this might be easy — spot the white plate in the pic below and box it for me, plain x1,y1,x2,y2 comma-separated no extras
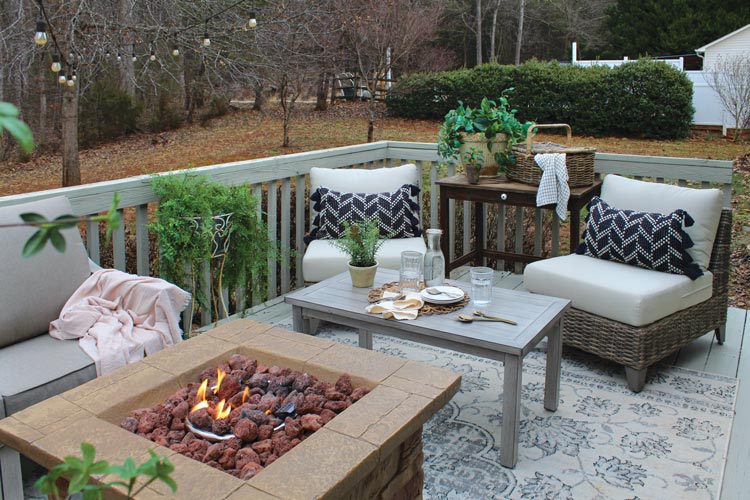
420,286,465,304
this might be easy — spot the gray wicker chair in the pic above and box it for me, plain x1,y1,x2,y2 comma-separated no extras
561,209,731,392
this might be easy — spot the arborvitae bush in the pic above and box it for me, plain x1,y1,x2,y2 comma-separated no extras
386,60,694,139
79,80,141,147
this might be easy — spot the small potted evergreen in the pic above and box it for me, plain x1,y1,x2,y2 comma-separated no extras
437,90,534,175
461,147,484,184
330,217,385,288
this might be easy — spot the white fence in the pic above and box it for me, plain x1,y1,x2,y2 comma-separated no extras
685,71,729,132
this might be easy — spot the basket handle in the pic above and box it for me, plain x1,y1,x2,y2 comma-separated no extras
525,123,572,150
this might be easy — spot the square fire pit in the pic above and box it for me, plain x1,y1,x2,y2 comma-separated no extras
0,320,460,499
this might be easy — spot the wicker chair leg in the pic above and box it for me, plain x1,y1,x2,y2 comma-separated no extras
715,326,725,345
625,367,647,393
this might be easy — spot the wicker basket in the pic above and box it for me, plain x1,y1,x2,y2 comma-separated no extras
509,124,596,187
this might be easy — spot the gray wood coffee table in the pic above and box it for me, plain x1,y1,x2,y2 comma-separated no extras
284,268,570,468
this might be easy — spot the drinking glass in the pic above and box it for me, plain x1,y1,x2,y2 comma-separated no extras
470,267,493,306
399,251,423,293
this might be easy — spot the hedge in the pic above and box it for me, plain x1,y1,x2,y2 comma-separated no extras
386,60,694,139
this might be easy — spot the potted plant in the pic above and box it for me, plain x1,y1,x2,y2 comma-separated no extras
150,174,277,328
330,217,385,288
461,147,484,184
437,89,534,175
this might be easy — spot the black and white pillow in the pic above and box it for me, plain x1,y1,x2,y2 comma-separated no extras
576,196,702,279
305,184,421,243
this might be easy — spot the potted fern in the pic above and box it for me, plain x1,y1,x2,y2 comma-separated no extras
331,217,385,288
437,90,534,175
150,174,277,328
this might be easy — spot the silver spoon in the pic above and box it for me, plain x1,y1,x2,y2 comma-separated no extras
425,287,463,298
456,313,517,325
371,292,405,304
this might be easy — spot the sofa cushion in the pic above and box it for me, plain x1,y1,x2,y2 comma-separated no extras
600,175,723,271
0,196,91,348
308,184,421,241
303,237,427,283
576,196,702,280
310,163,420,194
524,254,713,327
0,335,96,415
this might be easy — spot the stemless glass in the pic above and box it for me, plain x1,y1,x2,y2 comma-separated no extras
399,251,423,293
470,266,493,306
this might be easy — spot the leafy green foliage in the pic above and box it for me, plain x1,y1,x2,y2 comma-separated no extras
461,147,484,170
34,443,175,500
437,91,534,168
0,101,33,153
389,60,694,139
150,174,278,311
18,194,121,258
330,217,385,267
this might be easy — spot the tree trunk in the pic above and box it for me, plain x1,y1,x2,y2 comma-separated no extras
490,4,499,62
280,80,290,147
61,84,80,186
515,0,526,65
476,0,483,66
119,0,136,97
367,91,376,142
315,72,329,111
253,81,265,111
37,56,47,149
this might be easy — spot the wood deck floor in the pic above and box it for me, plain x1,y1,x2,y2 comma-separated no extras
240,269,749,500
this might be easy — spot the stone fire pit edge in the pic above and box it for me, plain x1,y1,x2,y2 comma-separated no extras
0,319,461,499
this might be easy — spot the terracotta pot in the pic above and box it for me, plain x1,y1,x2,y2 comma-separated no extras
348,261,378,288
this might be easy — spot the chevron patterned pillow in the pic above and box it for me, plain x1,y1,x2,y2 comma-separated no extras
575,197,703,280
306,184,421,242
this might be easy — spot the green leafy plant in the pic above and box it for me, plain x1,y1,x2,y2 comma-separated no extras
461,147,485,171
0,101,33,153
150,174,278,323
330,217,385,267
437,90,534,170
34,442,175,500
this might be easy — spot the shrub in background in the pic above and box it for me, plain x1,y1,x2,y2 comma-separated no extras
148,94,184,133
387,60,694,139
79,80,141,147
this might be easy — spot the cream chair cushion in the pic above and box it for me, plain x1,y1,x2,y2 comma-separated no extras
524,254,713,327
304,164,424,283
600,175,723,271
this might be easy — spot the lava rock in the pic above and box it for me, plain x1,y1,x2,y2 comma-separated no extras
203,442,225,463
218,448,237,469
323,400,349,412
240,462,264,479
258,424,273,441
292,372,314,392
171,401,189,420
324,389,346,401
189,408,213,431
235,448,260,470
335,374,354,395
350,386,370,402
228,354,250,371
251,439,273,455
136,412,160,434
240,408,269,426
211,418,232,436
233,419,259,442
300,414,323,432
216,374,241,401
319,409,337,425
120,416,138,433
283,417,303,440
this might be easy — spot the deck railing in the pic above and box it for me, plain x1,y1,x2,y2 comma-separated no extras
0,141,733,326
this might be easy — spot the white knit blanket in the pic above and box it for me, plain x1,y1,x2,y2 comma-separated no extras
49,269,191,375
535,153,569,221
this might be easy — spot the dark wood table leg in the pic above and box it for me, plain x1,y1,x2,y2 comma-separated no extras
569,199,582,253
439,186,451,272
474,201,484,266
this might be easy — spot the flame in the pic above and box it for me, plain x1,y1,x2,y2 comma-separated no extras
215,399,231,420
196,379,208,401
213,368,226,395
191,400,209,413
241,387,249,405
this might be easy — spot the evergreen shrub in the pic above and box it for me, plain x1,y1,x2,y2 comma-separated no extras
386,60,693,138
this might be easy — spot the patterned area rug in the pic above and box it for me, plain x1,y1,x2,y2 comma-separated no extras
276,320,737,500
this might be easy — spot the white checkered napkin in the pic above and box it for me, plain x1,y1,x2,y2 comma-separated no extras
535,153,569,221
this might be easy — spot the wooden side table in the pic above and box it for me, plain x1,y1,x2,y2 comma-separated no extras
436,175,602,273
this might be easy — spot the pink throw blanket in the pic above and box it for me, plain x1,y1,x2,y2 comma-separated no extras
50,269,191,375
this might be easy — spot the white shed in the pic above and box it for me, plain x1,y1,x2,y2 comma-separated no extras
695,24,750,69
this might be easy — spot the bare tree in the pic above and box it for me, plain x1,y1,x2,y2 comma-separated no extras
515,0,526,64
476,0,483,65
705,54,750,141
339,0,442,142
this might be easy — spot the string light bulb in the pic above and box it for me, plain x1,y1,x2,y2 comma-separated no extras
71,69,77,81
58,73,66,84
150,49,156,61
105,49,111,58
66,76,75,87
117,52,122,61
51,53,62,72
202,32,211,47
172,46,180,56
34,18,48,45
248,12,257,28
131,44,136,62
